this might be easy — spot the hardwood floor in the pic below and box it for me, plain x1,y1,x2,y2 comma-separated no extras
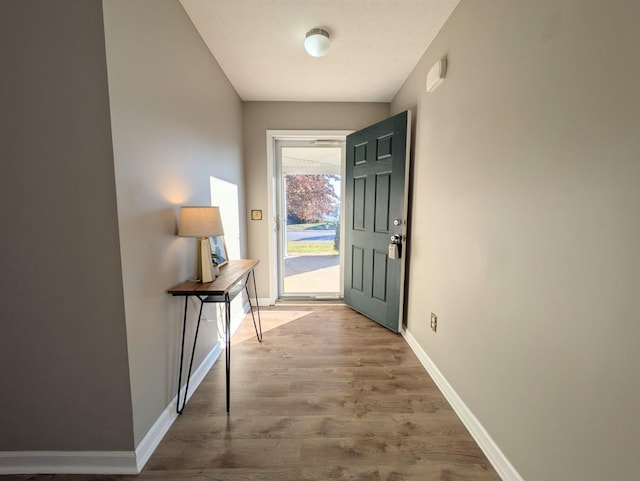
10,305,500,481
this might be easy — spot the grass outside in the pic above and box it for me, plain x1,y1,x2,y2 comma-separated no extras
287,241,338,255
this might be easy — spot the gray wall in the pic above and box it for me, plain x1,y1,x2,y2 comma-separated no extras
391,1,640,480
102,0,245,445
243,102,390,299
0,0,245,454
0,0,134,450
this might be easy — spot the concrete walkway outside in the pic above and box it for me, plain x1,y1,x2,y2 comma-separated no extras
284,254,340,294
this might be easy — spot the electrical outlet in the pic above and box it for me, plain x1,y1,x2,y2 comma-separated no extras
430,312,438,332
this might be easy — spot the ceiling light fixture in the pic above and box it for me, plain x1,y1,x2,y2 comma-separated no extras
304,28,330,57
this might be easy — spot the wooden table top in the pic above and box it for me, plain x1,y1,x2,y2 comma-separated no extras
167,259,259,296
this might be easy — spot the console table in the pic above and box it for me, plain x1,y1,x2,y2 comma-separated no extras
167,259,262,414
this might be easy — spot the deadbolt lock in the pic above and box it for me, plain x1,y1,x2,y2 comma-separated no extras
389,235,402,259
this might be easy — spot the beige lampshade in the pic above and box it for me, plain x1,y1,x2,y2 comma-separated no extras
178,206,224,238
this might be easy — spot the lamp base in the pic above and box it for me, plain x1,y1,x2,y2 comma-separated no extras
196,237,216,283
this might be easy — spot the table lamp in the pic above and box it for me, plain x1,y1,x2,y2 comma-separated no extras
178,206,224,283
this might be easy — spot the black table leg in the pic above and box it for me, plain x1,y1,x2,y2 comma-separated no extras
177,296,204,414
245,269,263,342
176,297,189,413
225,292,231,413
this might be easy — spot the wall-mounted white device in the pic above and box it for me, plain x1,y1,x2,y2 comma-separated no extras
426,57,447,93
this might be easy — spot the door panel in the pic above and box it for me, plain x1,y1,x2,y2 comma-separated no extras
353,176,366,231
372,250,388,302
374,172,391,233
343,111,410,332
351,246,364,292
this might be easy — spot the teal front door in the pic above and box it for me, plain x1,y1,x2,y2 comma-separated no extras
343,111,411,332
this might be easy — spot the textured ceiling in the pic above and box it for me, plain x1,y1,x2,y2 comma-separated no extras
180,0,459,102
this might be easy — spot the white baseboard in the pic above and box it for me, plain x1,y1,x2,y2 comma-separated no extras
254,297,275,307
0,304,250,476
134,339,225,472
0,451,138,475
134,400,177,474
401,329,525,481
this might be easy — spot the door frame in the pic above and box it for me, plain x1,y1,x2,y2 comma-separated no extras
265,130,353,302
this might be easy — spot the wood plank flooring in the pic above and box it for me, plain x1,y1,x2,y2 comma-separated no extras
10,304,500,481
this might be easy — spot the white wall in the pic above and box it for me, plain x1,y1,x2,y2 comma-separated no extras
392,1,640,480
102,0,245,446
